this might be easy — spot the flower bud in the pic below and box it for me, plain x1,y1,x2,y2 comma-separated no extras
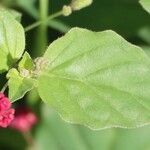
71,0,93,11
10,107,37,132
0,97,11,111
0,92,15,128
0,109,15,128
20,68,31,78
62,5,72,16
33,57,49,76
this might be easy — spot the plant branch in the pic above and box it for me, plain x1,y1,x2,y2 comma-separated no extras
1,81,8,93
25,11,63,32
22,131,37,150
36,0,49,54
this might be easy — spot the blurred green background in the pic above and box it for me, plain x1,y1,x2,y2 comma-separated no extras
0,0,150,149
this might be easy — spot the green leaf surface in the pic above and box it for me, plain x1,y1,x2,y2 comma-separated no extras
113,127,150,150
34,105,150,150
0,7,22,22
140,0,150,14
8,9,22,22
38,28,150,130
18,52,34,71
7,69,36,102
0,9,25,73
33,105,115,150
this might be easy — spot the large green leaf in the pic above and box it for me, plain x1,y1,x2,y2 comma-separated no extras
33,105,150,150
38,28,150,130
140,0,150,14
0,7,22,22
33,105,115,150
0,9,25,72
8,9,22,22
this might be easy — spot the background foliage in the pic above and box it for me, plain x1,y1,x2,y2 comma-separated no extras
1,0,150,149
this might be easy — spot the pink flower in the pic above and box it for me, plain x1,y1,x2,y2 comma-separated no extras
10,107,37,132
0,97,11,111
0,109,15,128
0,92,15,128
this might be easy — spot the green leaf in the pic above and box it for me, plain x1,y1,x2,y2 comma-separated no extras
8,9,22,22
0,6,22,22
140,0,150,14
16,0,38,18
38,28,150,130
113,127,150,150
0,10,25,73
7,68,36,102
34,105,150,150
33,105,115,150
18,52,35,71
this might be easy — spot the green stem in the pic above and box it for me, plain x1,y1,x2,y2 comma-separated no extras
23,131,34,146
35,0,49,55
40,0,49,21
22,131,37,150
25,11,63,32
1,81,8,93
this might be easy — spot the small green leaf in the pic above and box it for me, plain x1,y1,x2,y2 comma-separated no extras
38,28,150,130
7,68,36,102
140,0,150,14
0,9,25,73
18,52,35,71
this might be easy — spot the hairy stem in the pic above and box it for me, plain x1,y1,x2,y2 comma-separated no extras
35,0,49,55
25,11,62,32
22,131,37,150
1,81,8,93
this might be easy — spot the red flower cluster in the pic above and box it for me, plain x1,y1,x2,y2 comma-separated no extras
0,93,15,128
10,107,37,132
